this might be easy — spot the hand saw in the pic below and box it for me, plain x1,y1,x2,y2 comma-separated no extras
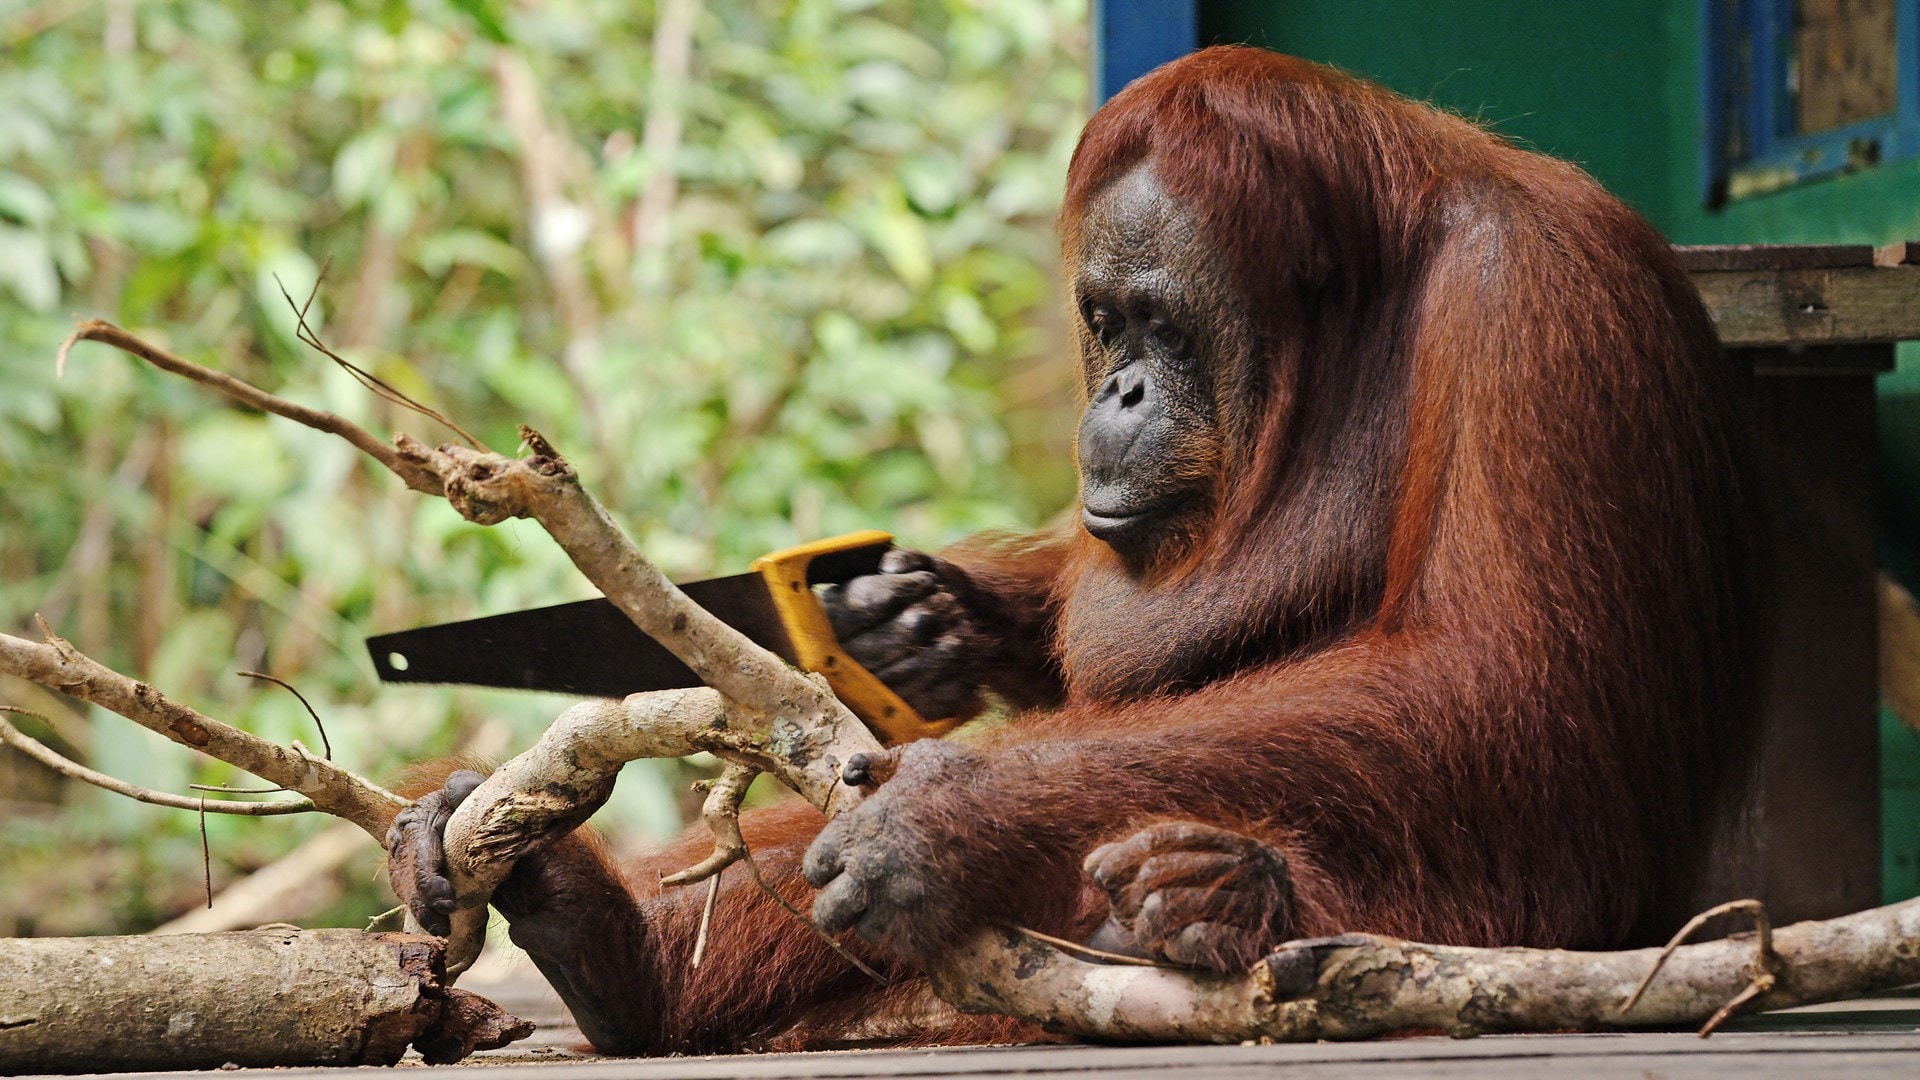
365,530,958,745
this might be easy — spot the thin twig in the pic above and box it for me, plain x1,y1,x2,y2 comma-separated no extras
200,798,213,908
690,874,722,969
55,319,446,496
1015,926,1166,968
1698,971,1777,1037
739,851,888,986
660,765,753,887
271,274,488,451
0,708,314,816
237,670,332,760
673,766,743,970
0,679,89,754
190,783,285,794
295,258,326,321
1620,898,1773,1017
0,626,402,834
653,762,883,981
365,904,406,932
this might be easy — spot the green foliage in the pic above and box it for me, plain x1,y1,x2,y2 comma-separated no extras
0,0,1086,934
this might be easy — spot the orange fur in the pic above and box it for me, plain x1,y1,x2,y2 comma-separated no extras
398,48,1762,1054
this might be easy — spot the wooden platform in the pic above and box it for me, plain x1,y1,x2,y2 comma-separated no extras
444,968,1920,1078
1682,240,1920,349
1666,243,1916,929
74,980,1920,1080
448,1031,1920,1080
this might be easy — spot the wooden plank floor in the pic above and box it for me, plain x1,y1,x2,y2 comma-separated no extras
441,967,1920,1079
454,1034,1920,1080
87,1028,1920,1080
65,967,1920,1079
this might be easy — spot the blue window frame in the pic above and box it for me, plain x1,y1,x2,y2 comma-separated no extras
1092,0,1198,103
1706,0,1920,204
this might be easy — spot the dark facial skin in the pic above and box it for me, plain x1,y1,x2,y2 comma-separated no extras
812,165,1248,713
1072,162,1240,557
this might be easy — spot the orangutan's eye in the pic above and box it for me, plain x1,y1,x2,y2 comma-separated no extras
1082,300,1124,346
1150,318,1188,359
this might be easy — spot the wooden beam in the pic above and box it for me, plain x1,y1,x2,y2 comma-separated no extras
1676,244,1877,271
1689,265,1920,348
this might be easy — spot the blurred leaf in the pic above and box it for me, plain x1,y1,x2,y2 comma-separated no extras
179,414,297,502
334,130,399,209
414,228,529,279
762,218,862,265
0,171,54,227
859,188,935,287
0,225,59,311
449,0,514,44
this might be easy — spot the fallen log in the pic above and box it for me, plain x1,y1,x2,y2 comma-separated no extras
0,927,532,1073
931,895,1920,1042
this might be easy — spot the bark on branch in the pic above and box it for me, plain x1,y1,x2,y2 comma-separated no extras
57,320,446,497
928,898,1920,1041
0,928,532,1072
0,621,402,838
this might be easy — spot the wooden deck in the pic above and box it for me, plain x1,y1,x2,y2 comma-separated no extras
99,965,1902,1080
451,1032,1920,1079
86,1007,1920,1079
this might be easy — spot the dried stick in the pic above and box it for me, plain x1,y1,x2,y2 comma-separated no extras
237,669,333,760
663,761,757,888
0,708,312,815
657,763,887,983
431,685,876,972
154,822,370,935
193,783,288,794
690,876,723,969
56,320,446,496
1014,926,1163,967
200,798,213,905
272,273,487,452
1619,898,1778,1036
0,618,404,838
52,319,869,973
57,321,827,719
921,896,1920,1043
0,928,532,1071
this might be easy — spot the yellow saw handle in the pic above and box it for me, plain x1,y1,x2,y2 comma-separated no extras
751,530,962,745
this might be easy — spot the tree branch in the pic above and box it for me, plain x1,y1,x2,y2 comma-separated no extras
57,320,446,495
0,619,403,838
0,708,313,816
0,928,532,1071
927,895,1920,1041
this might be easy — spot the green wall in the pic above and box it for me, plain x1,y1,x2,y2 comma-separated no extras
1198,0,1920,902
1200,1,1920,239
1201,1,1685,222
